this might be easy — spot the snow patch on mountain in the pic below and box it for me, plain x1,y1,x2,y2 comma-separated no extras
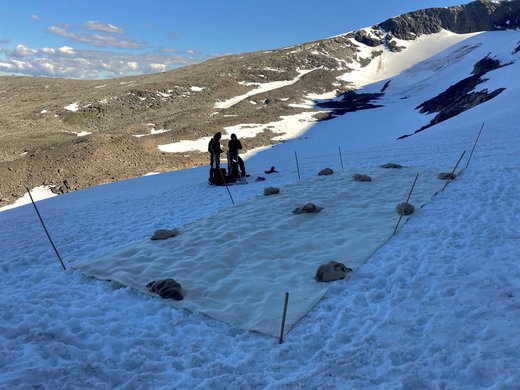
64,102,79,112
215,68,318,109
340,30,483,89
158,136,212,153
133,127,171,138
157,111,318,154
227,111,318,142
0,185,56,212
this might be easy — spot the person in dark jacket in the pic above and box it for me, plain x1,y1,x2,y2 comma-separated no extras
227,133,246,178
208,132,223,170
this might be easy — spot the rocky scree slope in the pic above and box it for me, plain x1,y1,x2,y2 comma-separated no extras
1,0,518,207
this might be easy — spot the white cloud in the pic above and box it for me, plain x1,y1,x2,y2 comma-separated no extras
0,45,215,79
85,21,124,34
161,47,200,56
11,59,35,71
13,44,37,56
149,63,167,72
127,61,140,70
40,62,55,72
47,25,142,49
1,19,216,79
30,15,41,21
58,46,76,55
0,61,15,70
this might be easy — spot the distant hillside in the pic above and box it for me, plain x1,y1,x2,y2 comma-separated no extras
1,0,519,207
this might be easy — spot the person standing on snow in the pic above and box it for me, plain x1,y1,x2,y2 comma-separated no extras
227,133,246,178
208,132,223,170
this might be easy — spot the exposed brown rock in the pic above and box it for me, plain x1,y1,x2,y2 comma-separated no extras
318,168,334,176
263,187,280,196
293,203,323,214
352,174,372,182
396,202,415,216
315,261,352,282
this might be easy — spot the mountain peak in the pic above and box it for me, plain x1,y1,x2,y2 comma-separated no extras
377,0,520,39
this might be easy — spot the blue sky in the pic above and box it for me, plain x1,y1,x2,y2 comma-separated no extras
0,0,466,79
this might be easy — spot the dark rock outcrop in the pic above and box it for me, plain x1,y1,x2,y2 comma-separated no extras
380,81,392,93
354,30,383,47
514,41,520,54
472,56,503,75
415,75,505,130
316,91,383,116
397,55,509,137
384,34,407,52
377,0,520,40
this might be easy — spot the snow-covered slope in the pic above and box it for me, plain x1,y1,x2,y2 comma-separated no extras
1,29,519,388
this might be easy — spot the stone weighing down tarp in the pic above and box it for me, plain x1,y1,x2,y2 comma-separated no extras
76,167,445,337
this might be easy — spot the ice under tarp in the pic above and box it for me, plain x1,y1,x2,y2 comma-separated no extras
76,166,446,337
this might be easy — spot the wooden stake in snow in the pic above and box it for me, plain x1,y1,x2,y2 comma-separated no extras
339,147,344,169
393,172,419,235
25,186,67,270
221,175,235,205
465,123,485,169
442,150,466,192
279,292,290,344
294,152,301,181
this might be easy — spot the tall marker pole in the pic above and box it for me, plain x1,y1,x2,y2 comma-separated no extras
279,292,290,344
442,150,466,192
294,152,301,181
25,186,67,270
465,123,485,169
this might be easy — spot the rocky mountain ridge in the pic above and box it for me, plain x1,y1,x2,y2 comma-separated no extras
378,0,520,38
1,0,519,207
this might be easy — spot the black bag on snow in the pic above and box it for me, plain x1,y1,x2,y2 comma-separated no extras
209,168,227,185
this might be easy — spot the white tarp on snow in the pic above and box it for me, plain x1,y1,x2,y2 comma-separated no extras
77,166,445,337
